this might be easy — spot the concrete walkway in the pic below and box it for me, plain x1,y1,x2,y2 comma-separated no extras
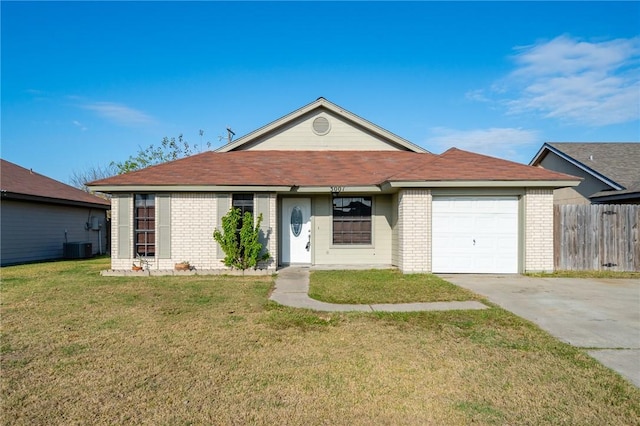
271,268,640,388
269,267,488,312
440,274,640,388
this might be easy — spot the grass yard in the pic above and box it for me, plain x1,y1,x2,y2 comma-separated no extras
1,259,639,425
309,269,480,304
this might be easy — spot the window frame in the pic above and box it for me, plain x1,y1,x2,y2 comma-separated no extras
232,193,255,231
133,193,156,257
331,196,373,246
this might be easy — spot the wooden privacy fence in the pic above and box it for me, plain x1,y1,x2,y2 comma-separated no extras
554,204,639,271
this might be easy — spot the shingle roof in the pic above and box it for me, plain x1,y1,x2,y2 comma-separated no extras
531,142,640,200
546,143,640,191
391,148,576,181
1,159,111,208
88,148,577,188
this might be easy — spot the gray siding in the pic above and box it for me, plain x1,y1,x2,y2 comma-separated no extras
391,192,399,266
255,194,271,256
312,194,393,266
1,200,107,266
117,195,132,259
539,152,612,204
216,194,230,258
157,194,171,259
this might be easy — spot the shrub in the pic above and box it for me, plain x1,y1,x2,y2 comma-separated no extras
213,208,270,270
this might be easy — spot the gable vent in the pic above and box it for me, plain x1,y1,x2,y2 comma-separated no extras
312,116,331,135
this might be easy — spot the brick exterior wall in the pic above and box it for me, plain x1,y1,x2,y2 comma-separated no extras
110,189,553,274
110,192,277,271
524,188,554,272
158,193,219,270
397,189,431,273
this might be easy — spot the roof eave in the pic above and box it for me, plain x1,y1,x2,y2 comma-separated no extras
293,185,383,194
1,191,110,209
86,184,388,194
589,191,640,203
88,180,580,193
383,180,581,189
528,143,551,166
529,144,624,190
86,184,294,193
216,98,428,153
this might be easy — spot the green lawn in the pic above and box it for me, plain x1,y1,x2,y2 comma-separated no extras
309,269,480,304
1,258,639,425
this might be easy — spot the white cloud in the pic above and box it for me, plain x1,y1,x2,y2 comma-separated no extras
82,101,156,126
425,127,540,162
465,89,490,103
72,120,87,131
482,35,640,126
512,35,636,77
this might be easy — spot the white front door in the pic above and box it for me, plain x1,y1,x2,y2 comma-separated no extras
432,196,519,273
281,198,311,264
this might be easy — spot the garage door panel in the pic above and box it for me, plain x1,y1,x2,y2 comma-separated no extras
432,197,519,274
443,255,476,271
475,216,496,230
496,235,517,250
433,235,471,249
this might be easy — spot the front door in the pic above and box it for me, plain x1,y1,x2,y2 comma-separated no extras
281,198,311,264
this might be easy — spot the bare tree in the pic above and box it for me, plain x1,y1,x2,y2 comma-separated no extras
111,134,211,174
69,133,213,191
68,163,117,193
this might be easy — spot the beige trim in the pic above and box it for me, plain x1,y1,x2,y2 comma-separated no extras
86,185,292,193
431,188,525,196
293,185,383,194
383,180,580,189
88,182,576,194
518,195,525,273
215,98,428,154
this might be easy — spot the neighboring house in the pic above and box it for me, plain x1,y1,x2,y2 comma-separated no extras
88,98,579,274
1,159,110,266
530,142,640,204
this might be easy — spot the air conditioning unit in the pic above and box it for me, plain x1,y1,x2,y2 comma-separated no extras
63,242,92,259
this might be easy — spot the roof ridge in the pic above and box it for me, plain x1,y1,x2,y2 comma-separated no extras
86,148,580,189
384,152,438,182
215,98,429,154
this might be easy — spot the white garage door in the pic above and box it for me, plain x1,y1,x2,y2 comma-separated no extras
432,197,519,273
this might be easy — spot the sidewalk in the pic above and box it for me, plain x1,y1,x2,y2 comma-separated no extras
269,267,488,312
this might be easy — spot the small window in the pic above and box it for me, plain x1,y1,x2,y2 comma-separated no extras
333,196,372,245
291,206,303,237
134,194,155,257
233,194,254,230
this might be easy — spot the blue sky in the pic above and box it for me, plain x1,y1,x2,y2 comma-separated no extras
2,1,639,184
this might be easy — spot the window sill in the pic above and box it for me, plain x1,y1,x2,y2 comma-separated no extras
329,244,374,249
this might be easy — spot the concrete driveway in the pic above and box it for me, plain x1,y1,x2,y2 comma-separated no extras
439,274,640,388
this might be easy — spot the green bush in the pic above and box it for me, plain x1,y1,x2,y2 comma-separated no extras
213,208,270,270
